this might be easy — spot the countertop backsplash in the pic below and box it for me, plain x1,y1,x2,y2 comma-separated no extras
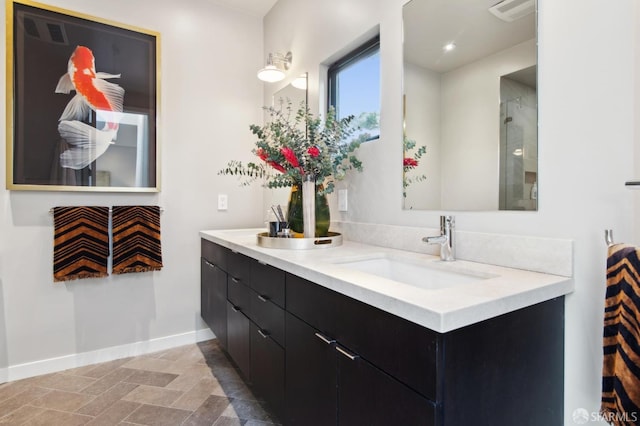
331,221,573,277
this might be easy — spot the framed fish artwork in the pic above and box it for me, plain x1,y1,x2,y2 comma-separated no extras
6,0,160,192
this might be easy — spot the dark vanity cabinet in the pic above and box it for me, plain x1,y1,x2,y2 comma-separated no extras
286,274,436,426
201,239,285,420
201,240,228,349
200,239,565,426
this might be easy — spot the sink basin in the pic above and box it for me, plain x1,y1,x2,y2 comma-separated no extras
333,256,491,290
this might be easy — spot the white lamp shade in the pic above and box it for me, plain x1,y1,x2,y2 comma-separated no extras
291,75,307,90
257,65,285,83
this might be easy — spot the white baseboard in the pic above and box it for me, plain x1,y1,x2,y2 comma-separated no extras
0,328,216,384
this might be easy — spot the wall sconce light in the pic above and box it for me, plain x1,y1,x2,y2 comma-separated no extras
291,73,307,90
257,51,292,83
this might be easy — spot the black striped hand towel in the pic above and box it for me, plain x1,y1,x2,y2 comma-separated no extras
53,206,110,282
112,206,163,274
602,243,640,424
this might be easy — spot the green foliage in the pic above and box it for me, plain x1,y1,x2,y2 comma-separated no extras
403,135,427,198
355,112,379,131
219,100,365,194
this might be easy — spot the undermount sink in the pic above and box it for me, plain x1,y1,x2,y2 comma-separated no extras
332,255,493,290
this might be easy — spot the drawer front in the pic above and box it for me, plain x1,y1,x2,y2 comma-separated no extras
228,276,251,318
286,273,341,338
251,261,285,308
227,250,251,285
250,291,285,347
201,239,228,271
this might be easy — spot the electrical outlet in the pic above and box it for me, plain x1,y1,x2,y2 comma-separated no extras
338,189,348,212
218,194,228,211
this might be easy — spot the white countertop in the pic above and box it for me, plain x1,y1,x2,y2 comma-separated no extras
200,228,574,333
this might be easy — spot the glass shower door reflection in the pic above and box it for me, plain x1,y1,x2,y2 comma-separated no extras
499,75,538,211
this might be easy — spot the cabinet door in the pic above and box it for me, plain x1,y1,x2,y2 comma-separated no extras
201,259,227,349
285,312,337,426
226,301,251,381
250,322,284,422
337,345,436,426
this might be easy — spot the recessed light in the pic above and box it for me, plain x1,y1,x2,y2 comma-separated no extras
443,42,456,52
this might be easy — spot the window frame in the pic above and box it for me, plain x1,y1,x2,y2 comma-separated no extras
327,35,380,142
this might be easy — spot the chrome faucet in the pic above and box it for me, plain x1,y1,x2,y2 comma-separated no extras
422,215,455,261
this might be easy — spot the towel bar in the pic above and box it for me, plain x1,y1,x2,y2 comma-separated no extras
605,229,614,246
49,206,164,214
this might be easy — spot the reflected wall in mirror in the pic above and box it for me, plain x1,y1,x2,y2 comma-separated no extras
273,73,308,111
262,73,309,211
402,0,537,211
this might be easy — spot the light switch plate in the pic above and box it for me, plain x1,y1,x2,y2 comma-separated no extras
218,194,228,211
338,189,348,212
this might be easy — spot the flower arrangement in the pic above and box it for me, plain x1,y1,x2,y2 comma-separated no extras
219,100,367,195
403,136,426,197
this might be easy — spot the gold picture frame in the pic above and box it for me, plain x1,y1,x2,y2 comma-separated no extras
6,0,161,191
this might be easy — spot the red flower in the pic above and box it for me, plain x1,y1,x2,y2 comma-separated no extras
281,147,300,167
256,148,285,173
269,161,286,173
308,146,320,158
403,157,419,168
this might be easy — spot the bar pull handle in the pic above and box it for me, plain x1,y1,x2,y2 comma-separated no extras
336,346,359,361
204,260,216,269
258,295,269,303
258,329,270,339
231,305,241,313
314,332,335,345
231,277,240,284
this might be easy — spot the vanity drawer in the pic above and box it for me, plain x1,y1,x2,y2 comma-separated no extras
286,272,439,401
251,261,285,308
227,250,251,285
201,239,228,270
250,291,285,346
286,273,341,338
228,275,251,316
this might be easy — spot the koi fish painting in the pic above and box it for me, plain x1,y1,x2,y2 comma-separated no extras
8,0,159,191
55,46,125,170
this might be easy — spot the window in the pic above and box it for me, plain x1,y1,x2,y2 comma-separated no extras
328,35,380,142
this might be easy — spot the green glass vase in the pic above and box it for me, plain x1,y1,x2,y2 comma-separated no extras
287,182,330,237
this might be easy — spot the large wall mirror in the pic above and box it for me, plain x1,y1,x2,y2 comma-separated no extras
402,0,537,211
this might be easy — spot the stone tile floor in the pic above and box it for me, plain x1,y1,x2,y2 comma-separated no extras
0,340,280,425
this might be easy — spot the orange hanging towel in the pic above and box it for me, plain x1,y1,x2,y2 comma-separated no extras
53,206,110,282
111,205,163,274
602,243,640,425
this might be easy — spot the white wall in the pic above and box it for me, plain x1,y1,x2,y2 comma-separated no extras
0,0,265,379
265,0,636,424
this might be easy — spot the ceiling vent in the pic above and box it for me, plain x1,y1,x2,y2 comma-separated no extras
488,0,535,22
20,13,68,45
